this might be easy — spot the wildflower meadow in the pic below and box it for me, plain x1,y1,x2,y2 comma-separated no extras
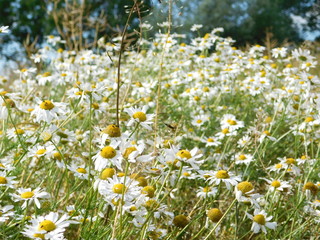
0,9,320,240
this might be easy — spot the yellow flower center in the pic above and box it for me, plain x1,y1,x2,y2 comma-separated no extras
227,119,237,125
215,170,230,179
38,220,56,232
141,186,155,198
100,146,116,159
112,183,126,194
176,150,192,159
33,233,45,239
263,130,271,136
20,191,34,199
42,72,51,77
100,168,115,180
183,172,190,177
133,112,147,122
305,117,314,123
275,163,282,169
203,187,211,193
303,182,318,194
285,158,296,165
221,128,229,134
271,180,281,188
196,119,202,124
0,176,7,184
40,100,54,110
253,214,266,225
76,168,87,174
36,149,46,155
238,154,246,160
103,124,121,137
123,147,137,159
92,103,99,109
207,138,214,142
207,208,223,222
14,129,25,135
237,181,253,193
173,215,189,228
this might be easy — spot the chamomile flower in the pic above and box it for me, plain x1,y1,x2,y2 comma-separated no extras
262,178,291,192
207,170,241,190
220,114,244,131
0,172,17,189
164,145,204,169
235,181,261,207
67,164,89,180
11,187,50,209
0,205,14,222
200,136,221,147
98,176,142,206
196,186,218,198
92,140,121,171
234,153,254,165
22,212,76,240
124,106,154,130
31,99,67,123
246,209,277,233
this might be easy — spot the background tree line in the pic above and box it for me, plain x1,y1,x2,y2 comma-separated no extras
0,0,319,60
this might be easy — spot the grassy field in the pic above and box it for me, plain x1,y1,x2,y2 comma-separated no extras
0,24,319,240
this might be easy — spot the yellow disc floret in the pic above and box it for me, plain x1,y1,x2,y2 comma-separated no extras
141,186,156,198
173,215,189,228
215,170,230,179
237,181,253,193
100,146,116,159
176,150,192,159
103,124,121,137
253,214,266,225
21,191,34,199
207,208,223,222
112,183,126,194
271,180,281,188
100,168,115,180
38,220,56,232
76,168,87,174
40,100,54,110
133,112,147,122
0,176,7,184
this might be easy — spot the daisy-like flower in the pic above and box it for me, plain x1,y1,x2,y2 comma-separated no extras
0,205,14,222
196,186,218,198
261,178,291,192
98,175,142,206
235,181,261,207
191,114,210,127
22,212,76,240
200,136,221,147
124,106,154,130
31,99,67,123
234,153,254,165
92,140,121,171
11,187,50,209
0,26,9,33
220,114,244,131
67,164,89,180
0,171,17,189
207,170,241,190
164,145,204,170
246,209,277,233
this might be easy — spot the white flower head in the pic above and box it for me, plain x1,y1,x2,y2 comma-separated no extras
246,209,277,233
124,106,154,130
